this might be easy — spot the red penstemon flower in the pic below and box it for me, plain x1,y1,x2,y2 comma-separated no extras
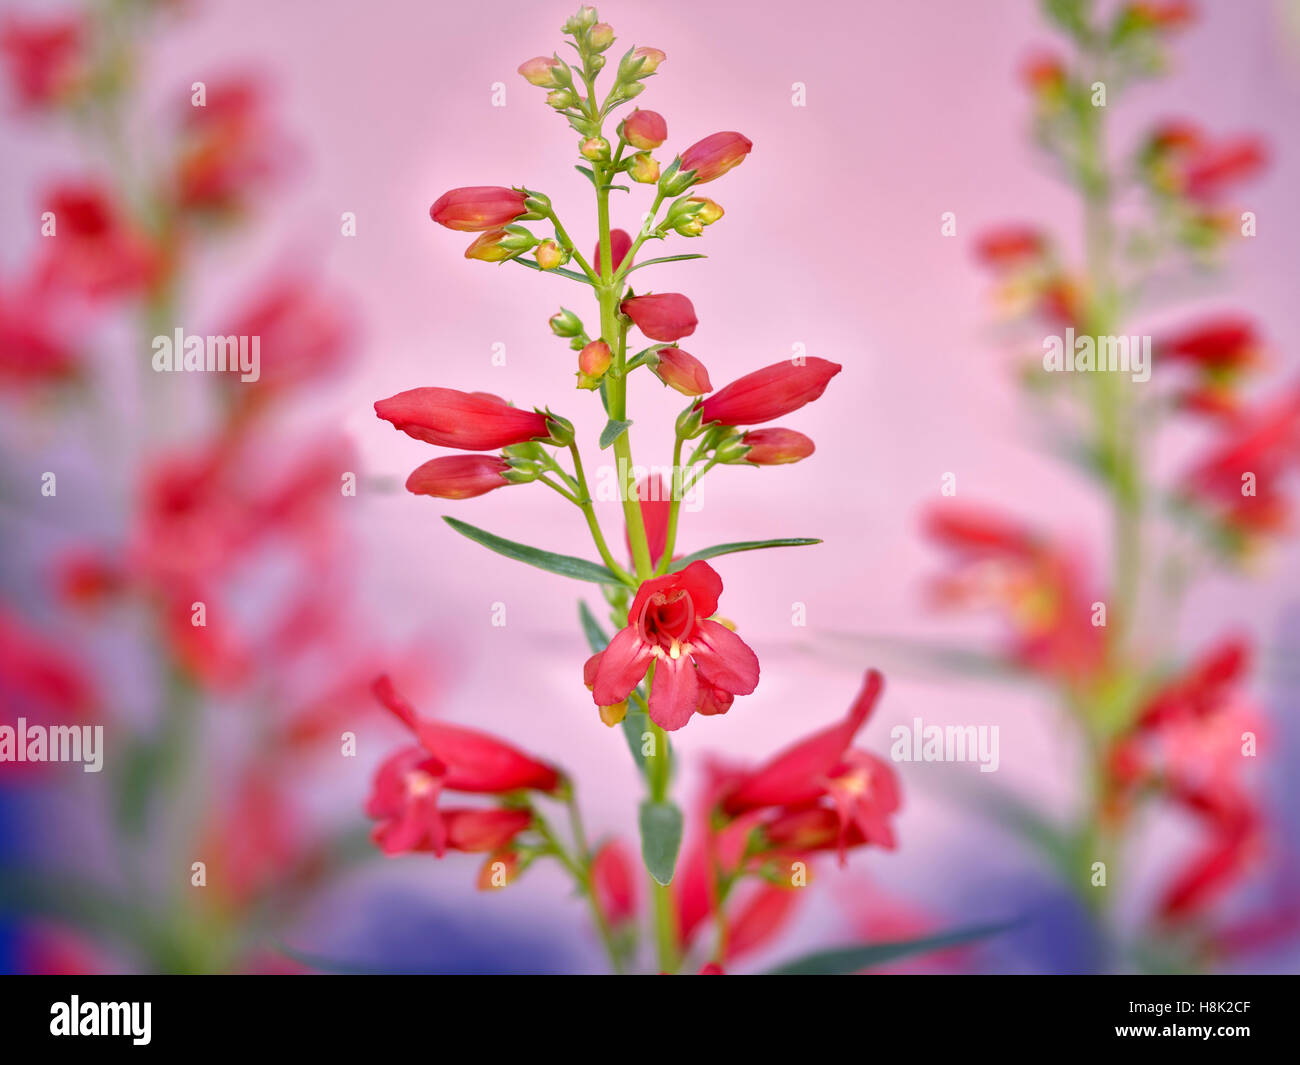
698,357,842,427
587,561,758,730
375,387,551,450
678,131,752,184
740,428,814,465
0,14,84,110
652,346,712,396
621,292,697,342
405,455,512,500
429,186,529,231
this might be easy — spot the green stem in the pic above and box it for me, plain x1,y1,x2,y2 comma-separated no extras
567,442,635,584
533,805,624,974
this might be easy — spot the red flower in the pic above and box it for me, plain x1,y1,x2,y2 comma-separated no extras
974,225,1046,270
1183,137,1267,202
627,474,671,566
375,387,550,451
1020,51,1066,95
698,358,842,427
679,132,752,184
740,428,815,466
366,745,534,856
1161,316,1261,372
652,347,712,396
430,186,528,232
37,183,163,298
373,675,563,795
587,561,758,730
405,455,512,500
591,841,638,927
0,15,83,110
594,228,634,275
174,78,281,214
0,279,77,388
623,109,667,150
621,292,697,342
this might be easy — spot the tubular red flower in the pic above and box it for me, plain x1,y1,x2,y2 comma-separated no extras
1162,316,1260,371
679,132,752,184
698,358,841,427
405,455,511,500
621,293,697,342
373,675,564,794
973,225,1046,270
741,428,814,465
625,473,671,566
594,228,634,275
720,670,884,814
591,841,638,926
0,15,83,110
652,347,712,396
588,561,758,731
430,186,528,232
375,387,549,451
623,108,667,150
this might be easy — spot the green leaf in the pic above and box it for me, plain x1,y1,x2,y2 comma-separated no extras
574,164,596,185
599,418,633,449
626,253,708,273
443,516,626,585
512,257,594,287
766,919,1020,975
577,599,611,654
667,537,822,571
638,800,684,885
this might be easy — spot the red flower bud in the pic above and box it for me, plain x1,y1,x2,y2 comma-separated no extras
594,228,633,275
698,358,842,427
591,841,638,926
405,455,511,500
740,427,815,465
375,388,549,451
623,108,667,150
679,131,752,184
974,225,1045,269
652,347,712,396
430,186,528,232
621,292,697,342
631,46,665,74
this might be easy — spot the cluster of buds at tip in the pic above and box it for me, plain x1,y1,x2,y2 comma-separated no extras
662,195,723,237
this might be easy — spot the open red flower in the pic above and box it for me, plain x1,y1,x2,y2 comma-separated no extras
698,358,842,427
587,561,758,730
375,387,550,451
430,186,528,231
373,675,563,795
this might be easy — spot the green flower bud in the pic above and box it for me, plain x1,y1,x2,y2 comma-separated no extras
549,307,584,337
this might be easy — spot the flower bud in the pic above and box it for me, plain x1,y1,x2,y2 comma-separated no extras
376,388,550,451
589,22,615,51
736,427,815,465
476,850,524,891
406,455,513,499
679,131,752,185
430,186,528,232
652,347,712,396
675,404,705,439
577,340,612,389
549,307,584,337
622,46,665,78
518,56,564,88
628,152,660,184
621,292,698,342
535,239,568,270
580,136,611,162
690,197,724,225
521,190,552,220
464,229,518,262
547,88,579,110
698,358,842,427
623,108,667,150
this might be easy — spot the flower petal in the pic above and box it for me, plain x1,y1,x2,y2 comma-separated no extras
647,654,700,731
692,619,759,695
593,625,652,705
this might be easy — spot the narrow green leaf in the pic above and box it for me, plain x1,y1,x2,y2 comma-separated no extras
443,516,625,585
574,164,596,184
766,919,1020,975
512,257,594,286
626,253,708,273
638,800,684,885
599,418,634,449
577,599,610,654
668,537,822,571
